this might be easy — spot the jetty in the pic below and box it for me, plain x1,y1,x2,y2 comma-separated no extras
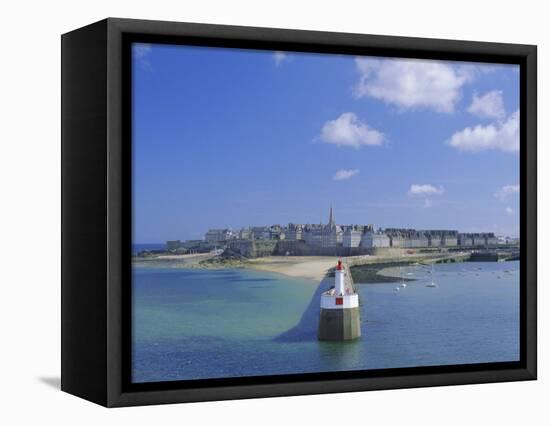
318,260,361,341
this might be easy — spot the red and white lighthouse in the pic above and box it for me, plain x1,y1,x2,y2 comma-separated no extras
335,260,345,296
318,259,361,340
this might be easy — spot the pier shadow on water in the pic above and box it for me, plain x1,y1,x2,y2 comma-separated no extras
274,277,332,342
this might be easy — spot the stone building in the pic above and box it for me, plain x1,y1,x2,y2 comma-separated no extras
422,230,459,247
386,230,406,247
269,225,284,240
458,233,474,246
360,229,390,248
485,233,499,246
472,233,487,246
386,229,428,248
457,232,497,247
205,228,233,243
166,240,182,251
428,233,442,247
238,228,252,240
404,231,429,248
343,226,363,248
284,223,303,241
251,226,270,240
302,207,343,248
441,231,458,247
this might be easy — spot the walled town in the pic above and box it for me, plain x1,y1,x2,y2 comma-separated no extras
159,208,518,259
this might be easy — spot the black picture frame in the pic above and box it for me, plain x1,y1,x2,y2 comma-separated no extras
61,17,537,407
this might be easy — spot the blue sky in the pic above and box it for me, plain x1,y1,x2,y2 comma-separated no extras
132,43,520,243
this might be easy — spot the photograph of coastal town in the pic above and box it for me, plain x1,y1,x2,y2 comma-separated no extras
131,43,520,383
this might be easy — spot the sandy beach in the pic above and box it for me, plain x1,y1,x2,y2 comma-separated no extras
246,256,340,281
132,252,215,267
133,253,343,280
152,253,213,261
246,251,469,282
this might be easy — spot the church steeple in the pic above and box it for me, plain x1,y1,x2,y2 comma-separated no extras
328,205,335,228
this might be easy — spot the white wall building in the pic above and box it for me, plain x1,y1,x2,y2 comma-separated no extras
343,228,362,248
361,230,390,248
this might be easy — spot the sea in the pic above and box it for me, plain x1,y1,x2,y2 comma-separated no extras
132,261,520,383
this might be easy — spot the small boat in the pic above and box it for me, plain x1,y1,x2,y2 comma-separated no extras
426,264,437,288
395,287,400,292
398,260,407,290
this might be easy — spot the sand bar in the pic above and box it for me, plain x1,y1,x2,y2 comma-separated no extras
246,256,339,281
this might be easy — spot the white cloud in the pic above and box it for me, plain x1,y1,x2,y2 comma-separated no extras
273,51,287,66
468,90,506,119
408,184,445,196
495,184,520,200
354,57,471,113
134,43,151,58
319,112,384,148
133,43,152,69
456,63,503,81
333,169,360,181
505,207,515,215
447,110,519,153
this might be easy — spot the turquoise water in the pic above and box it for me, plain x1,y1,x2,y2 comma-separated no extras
132,261,520,383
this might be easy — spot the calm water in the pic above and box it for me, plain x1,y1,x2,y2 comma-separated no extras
132,261,520,383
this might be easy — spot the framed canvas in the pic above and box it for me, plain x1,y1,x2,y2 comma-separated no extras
61,18,537,407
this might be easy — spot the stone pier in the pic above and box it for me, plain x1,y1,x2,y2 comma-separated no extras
318,261,361,341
